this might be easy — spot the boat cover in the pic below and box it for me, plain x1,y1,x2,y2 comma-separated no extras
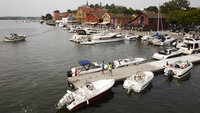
79,60,91,66
152,32,159,37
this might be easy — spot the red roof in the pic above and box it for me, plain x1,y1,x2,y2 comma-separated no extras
79,7,105,14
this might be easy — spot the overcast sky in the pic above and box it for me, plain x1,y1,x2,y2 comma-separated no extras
0,0,199,16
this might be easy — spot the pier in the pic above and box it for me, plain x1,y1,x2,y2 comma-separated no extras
67,54,200,88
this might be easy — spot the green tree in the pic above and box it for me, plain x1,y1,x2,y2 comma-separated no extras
53,10,60,13
89,4,94,8
134,9,142,14
94,4,99,8
144,6,158,13
160,0,190,14
67,9,72,13
105,4,109,9
41,15,45,20
45,13,52,20
110,4,115,9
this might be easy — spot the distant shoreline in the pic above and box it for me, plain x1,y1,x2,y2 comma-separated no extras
0,17,40,20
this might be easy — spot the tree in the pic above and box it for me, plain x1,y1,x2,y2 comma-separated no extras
45,13,52,20
160,0,190,14
89,4,94,8
94,4,99,8
53,10,60,13
105,4,109,9
110,4,115,9
67,9,72,13
144,6,158,13
134,9,142,14
41,15,45,20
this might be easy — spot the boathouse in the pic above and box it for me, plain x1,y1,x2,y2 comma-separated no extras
52,13,71,22
75,7,105,23
102,13,132,28
86,12,105,24
129,11,169,31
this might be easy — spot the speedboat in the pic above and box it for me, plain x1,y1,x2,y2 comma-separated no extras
56,79,115,111
69,27,81,33
67,60,108,77
123,71,154,93
164,60,193,79
113,57,146,68
152,34,175,46
141,32,159,43
124,33,139,40
152,48,182,60
80,33,124,45
4,33,26,42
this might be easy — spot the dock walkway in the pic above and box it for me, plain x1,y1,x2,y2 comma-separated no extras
67,54,200,88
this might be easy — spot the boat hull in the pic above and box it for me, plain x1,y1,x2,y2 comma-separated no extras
80,38,124,45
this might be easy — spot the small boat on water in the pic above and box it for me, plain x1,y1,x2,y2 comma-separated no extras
124,33,139,40
123,71,154,93
113,57,146,68
80,33,124,45
67,60,107,77
164,60,193,79
4,33,26,42
152,34,175,46
152,48,182,60
56,79,115,111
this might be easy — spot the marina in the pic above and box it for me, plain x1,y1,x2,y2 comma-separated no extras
67,53,200,88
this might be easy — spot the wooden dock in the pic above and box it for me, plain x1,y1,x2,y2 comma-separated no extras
67,54,200,88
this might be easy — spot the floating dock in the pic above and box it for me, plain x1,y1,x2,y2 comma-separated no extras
67,54,200,88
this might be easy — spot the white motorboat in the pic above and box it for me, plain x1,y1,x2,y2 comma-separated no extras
113,57,146,68
164,60,193,79
152,34,175,46
123,71,154,93
69,26,81,33
67,60,108,77
56,79,115,111
4,33,26,42
152,48,182,60
178,38,200,54
80,33,124,45
124,33,139,40
141,33,159,42
69,30,91,43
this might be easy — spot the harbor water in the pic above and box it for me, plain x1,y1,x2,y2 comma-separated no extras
0,20,200,113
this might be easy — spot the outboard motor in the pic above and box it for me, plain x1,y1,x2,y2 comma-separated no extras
168,70,174,80
67,70,72,77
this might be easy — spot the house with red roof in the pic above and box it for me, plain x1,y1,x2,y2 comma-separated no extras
75,7,105,23
129,11,169,31
52,13,71,22
86,12,105,24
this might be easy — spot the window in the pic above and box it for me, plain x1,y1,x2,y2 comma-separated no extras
195,43,199,49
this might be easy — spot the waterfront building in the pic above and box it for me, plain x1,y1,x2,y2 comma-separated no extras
86,12,105,24
52,12,71,22
129,11,169,31
75,7,105,23
102,13,132,28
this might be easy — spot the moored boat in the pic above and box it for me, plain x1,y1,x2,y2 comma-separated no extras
123,71,154,93
152,34,175,46
4,33,26,42
80,33,124,45
67,60,107,77
124,33,139,40
113,57,146,68
56,79,115,111
152,48,182,60
164,60,193,79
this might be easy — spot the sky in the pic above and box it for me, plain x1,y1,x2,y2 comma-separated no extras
0,0,199,16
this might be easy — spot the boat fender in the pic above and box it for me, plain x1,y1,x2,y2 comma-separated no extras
86,100,89,105
118,60,121,65
75,69,77,76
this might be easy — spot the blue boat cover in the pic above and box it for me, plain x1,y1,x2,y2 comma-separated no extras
152,32,159,37
78,60,91,66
